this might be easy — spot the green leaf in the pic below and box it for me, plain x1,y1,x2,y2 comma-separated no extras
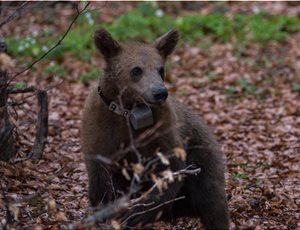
14,82,27,90
292,83,300,92
79,68,102,83
231,172,248,180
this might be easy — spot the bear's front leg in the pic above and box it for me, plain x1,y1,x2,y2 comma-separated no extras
85,159,117,207
174,145,230,229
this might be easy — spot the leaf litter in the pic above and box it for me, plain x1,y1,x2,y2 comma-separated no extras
0,2,299,229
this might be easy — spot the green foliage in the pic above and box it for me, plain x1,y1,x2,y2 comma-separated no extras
231,172,248,180
237,78,257,95
14,82,27,90
43,62,67,78
79,68,101,83
225,86,238,97
255,179,262,186
46,11,98,61
7,36,43,59
198,40,213,51
104,3,175,42
224,78,258,98
6,3,300,64
48,27,94,61
175,16,205,42
104,3,300,45
292,83,300,92
177,90,189,97
7,11,98,61
249,14,286,43
177,13,233,42
205,71,218,81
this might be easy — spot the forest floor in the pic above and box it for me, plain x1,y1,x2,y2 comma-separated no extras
0,2,299,229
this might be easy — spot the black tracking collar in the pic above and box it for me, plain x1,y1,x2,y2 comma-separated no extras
97,86,154,130
98,86,111,107
97,86,130,117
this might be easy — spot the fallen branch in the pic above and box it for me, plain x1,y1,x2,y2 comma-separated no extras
8,79,64,107
7,86,36,94
121,196,185,226
71,165,201,229
131,165,200,206
82,197,130,228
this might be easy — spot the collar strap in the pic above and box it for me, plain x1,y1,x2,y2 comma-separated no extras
97,86,130,117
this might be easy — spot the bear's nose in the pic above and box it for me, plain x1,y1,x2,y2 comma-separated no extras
152,86,168,102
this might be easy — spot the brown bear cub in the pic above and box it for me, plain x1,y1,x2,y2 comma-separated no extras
81,28,229,229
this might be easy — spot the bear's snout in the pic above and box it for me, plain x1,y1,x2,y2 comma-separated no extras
152,86,168,102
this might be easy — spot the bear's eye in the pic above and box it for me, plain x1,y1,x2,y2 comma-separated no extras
130,66,143,81
158,66,165,79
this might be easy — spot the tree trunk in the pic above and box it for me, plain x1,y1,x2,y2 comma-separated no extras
0,70,16,161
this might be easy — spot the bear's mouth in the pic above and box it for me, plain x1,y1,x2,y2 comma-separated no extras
144,98,167,106
143,92,168,106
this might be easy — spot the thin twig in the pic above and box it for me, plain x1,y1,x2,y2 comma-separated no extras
0,2,29,28
117,87,142,164
8,2,90,85
121,196,185,226
131,165,201,205
113,122,182,162
80,197,130,228
128,201,155,210
8,79,64,107
135,122,183,150
84,1,108,14
94,154,114,165
98,162,117,201
71,166,200,229
7,86,36,94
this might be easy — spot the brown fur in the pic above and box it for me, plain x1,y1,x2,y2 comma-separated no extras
81,29,229,229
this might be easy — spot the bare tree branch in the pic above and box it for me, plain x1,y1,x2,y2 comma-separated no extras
71,166,200,229
131,165,200,206
121,196,185,227
0,2,29,28
112,122,183,163
80,197,130,229
8,1,91,85
8,79,64,107
7,86,36,94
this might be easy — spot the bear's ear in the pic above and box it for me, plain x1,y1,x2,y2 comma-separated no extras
154,29,179,58
94,28,121,59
